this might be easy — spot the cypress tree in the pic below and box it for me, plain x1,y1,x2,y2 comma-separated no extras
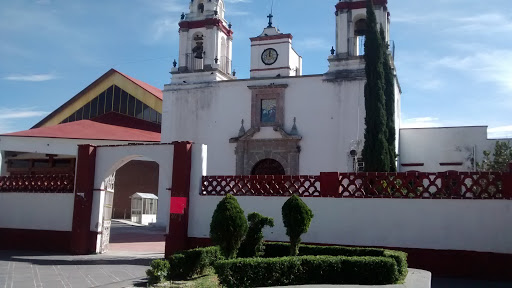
380,26,397,172
362,0,390,172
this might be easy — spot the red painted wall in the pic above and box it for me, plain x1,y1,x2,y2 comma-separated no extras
113,160,159,219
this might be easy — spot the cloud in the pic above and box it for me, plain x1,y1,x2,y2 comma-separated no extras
295,38,330,51
224,0,251,3
3,73,58,82
488,125,512,139
433,49,512,93
0,108,48,120
401,117,443,128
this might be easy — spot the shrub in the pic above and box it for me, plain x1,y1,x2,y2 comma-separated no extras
146,259,170,285
215,255,399,288
281,195,313,256
210,194,248,258
238,212,274,258
167,246,224,280
263,242,407,282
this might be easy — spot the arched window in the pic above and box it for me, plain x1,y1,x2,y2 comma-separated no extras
251,159,285,175
198,3,205,13
354,18,367,56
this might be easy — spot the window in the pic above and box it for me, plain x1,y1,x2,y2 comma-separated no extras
135,99,143,119
150,108,158,123
127,95,136,116
90,97,98,118
75,107,84,121
98,92,105,116
120,90,128,114
249,84,287,128
143,104,151,121
83,102,91,120
113,86,121,113
105,87,113,113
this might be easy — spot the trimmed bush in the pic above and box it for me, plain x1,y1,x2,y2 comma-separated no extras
263,242,407,282
281,195,314,256
210,194,248,258
215,255,399,288
238,212,274,258
167,246,224,280
146,259,170,285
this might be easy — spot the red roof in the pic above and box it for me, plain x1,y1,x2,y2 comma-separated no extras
2,119,161,142
115,69,163,100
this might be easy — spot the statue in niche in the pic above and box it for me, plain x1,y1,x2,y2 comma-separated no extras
192,40,204,59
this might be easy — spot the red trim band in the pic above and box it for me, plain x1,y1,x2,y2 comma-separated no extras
336,0,388,11
250,34,293,42
401,163,425,167
250,66,292,72
440,162,464,166
179,19,233,37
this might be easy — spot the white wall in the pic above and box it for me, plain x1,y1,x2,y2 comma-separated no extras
0,193,74,231
399,126,510,172
189,194,512,254
163,75,366,175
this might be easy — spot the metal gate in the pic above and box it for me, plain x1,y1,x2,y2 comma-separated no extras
100,173,115,253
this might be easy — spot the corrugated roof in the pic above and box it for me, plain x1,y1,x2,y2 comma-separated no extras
2,119,161,142
131,193,158,199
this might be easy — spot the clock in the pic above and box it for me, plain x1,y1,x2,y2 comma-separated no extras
261,48,278,65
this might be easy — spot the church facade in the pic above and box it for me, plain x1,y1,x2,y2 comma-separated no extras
163,0,401,175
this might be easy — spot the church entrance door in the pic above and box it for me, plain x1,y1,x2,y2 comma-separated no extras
251,158,285,175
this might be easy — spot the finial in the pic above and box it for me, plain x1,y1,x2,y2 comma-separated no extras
330,46,335,55
238,119,246,137
173,59,177,67
290,117,298,135
228,22,232,29
181,12,185,20
267,13,273,28
232,69,236,76
214,9,218,16
214,56,218,64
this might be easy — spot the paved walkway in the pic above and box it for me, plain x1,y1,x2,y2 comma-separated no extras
0,250,160,288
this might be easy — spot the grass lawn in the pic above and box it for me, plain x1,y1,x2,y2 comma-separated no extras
153,273,219,288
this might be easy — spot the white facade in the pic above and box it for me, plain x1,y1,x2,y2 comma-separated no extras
163,75,368,175
399,126,510,172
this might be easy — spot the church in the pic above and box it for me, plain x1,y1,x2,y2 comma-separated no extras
163,0,399,175
0,0,508,220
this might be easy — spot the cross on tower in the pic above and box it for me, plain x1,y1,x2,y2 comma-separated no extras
267,13,273,28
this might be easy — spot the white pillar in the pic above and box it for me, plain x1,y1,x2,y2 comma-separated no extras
0,151,7,176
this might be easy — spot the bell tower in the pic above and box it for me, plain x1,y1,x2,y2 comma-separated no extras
327,0,390,74
171,0,235,83
249,14,302,78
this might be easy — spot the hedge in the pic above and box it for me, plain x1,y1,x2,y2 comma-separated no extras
262,242,407,281
215,255,399,288
167,246,224,280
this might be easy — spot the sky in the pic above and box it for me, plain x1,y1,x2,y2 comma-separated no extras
0,0,511,138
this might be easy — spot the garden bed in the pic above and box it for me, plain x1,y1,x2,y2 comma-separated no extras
148,243,408,288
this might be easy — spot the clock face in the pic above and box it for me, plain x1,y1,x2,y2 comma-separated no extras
261,48,278,65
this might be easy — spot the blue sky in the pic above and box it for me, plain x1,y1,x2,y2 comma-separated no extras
1,0,511,138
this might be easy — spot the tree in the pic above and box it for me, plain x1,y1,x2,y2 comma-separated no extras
477,141,512,172
380,26,397,172
238,212,275,258
210,194,248,258
362,0,390,172
282,195,314,256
